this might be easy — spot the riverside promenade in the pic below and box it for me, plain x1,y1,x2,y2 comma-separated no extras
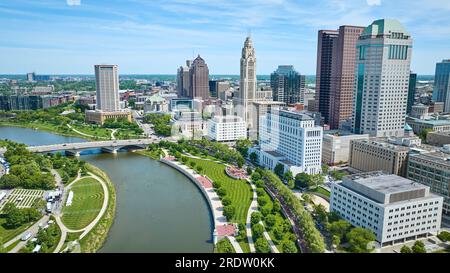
160,157,243,253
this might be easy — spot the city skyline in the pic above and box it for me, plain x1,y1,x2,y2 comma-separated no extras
0,0,449,75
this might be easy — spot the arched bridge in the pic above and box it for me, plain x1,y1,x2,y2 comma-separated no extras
27,139,158,156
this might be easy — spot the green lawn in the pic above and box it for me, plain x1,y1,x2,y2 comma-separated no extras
62,177,104,230
187,157,253,224
311,186,331,198
71,123,112,139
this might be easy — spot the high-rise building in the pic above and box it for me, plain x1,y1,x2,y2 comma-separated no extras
94,64,120,112
432,60,450,112
270,65,306,104
252,100,285,139
329,25,365,129
315,30,339,125
258,108,323,176
352,19,413,137
177,60,192,98
189,55,209,100
234,36,257,132
26,72,35,82
209,80,230,99
407,72,417,114
207,115,247,142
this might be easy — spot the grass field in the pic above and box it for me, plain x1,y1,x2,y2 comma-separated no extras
62,177,104,230
187,157,253,225
71,123,112,139
311,186,331,198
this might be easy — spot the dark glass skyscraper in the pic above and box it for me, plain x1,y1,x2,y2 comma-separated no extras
407,72,417,114
270,65,305,104
315,30,339,124
432,60,450,112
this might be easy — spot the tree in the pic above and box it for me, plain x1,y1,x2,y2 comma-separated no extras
346,227,376,253
236,157,245,168
287,179,295,189
212,181,222,189
196,166,203,174
281,240,297,253
418,128,432,141
251,171,261,182
272,200,281,213
283,170,293,182
249,152,258,165
321,165,330,174
257,196,269,207
273,224,284,241
274,163,284,178
329,220,352,241
252,223,264,239
235,138,252,158
223,205,235,220
313,204,328,224
246,166,252,175
412,241,426,253
310,174,325,189
265,214,277,229
400,245,412,253
332,235,341,247
437,231,450,242
295,173,311,189
251,212,262,226
255,238,270,253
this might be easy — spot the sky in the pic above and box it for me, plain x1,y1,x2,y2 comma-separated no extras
0,0,449,75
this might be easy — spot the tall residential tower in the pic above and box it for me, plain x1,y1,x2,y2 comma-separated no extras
351,19,413,137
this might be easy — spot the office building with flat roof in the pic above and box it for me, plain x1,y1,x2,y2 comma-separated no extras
330,171,443,246
207,115,246,142
322,131,369,165
270,65,306,104
95,64,120,112
407,149,450,223
432,60,450,112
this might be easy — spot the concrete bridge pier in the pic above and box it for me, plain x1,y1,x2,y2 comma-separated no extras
65,150,80,157
101,147,119,154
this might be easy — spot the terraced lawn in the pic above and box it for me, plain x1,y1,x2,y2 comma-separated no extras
186,157,253,224
62,177,104,230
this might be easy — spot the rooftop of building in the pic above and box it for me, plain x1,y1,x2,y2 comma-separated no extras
407,116,450,126
211,115,244,123
253,100,285,105
267,108,315,121
410,151,450,166
324,130,369,137
361,19,410,37
344,172,428,195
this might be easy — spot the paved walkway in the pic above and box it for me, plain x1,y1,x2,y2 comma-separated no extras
6,216,50,253
110,129,117,140
226,235,244,253
260,221,280,253
245,179,258,253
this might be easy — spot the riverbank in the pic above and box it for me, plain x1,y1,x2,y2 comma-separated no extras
77,164,116,253
0,121,94,141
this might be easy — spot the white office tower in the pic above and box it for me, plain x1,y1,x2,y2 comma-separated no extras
259,108,322,176
95,65,120,112
330,172,443,247
352,19,413,137
234,36,257,137
207,115,246,142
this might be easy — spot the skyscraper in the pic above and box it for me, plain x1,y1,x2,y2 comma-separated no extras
315,30,339,125
177,60,192,98
407,72,417,114
95,64,120,112
234,36,257,132
329,25,365,129
270,65,306,104
432,60,450,112
351,19,413,137
189,55,209,100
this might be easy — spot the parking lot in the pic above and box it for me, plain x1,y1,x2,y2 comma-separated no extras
0,189,45,212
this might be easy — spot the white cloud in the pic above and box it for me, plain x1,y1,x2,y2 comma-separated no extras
366,0,381,6
66,0,81,6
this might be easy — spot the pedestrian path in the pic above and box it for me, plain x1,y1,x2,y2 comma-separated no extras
260,221,280,253
245,179,258,253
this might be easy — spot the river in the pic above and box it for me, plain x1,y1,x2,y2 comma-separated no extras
0,126,213,253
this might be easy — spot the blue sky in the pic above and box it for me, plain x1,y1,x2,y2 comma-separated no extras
0,0,449,75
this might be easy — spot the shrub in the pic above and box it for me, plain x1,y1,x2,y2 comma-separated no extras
260,205,272,217
251,212,262,226
437,231,450,242
223,205,235,220
255,238,270,253
212,181,222,189
252,223,264,239
281,240,297,253
257,196,269,207
217,187,227,197
222,197,232,206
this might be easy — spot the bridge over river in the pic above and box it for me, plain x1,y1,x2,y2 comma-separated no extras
27,139,158,156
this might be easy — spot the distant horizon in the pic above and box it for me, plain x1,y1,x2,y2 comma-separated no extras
0,1,448,75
